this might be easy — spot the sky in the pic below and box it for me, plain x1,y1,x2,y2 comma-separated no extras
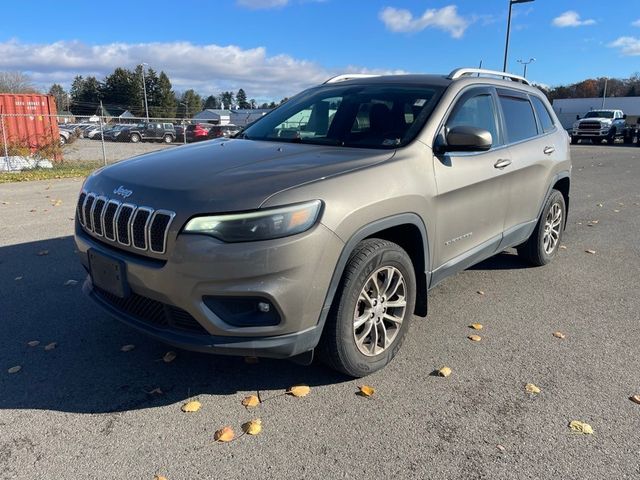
0,0,638,101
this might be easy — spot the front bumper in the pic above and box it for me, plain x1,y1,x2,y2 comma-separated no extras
75,222,344,358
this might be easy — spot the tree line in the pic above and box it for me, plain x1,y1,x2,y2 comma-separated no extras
543,74,640,101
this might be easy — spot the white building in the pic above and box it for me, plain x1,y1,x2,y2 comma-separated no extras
552,97,640,129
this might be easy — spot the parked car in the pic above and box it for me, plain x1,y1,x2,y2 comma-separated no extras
207,124,241,140
102,125,129,142
119,122,176,143
74,68,571,377
571,109,634,145
186,123,214,142
174,124,186,143
59,129,71,146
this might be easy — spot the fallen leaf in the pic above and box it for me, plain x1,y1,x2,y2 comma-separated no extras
44,342,57,351
618,202,625,206
120,344,135,352
525,383,541,394
242,419,262,436
214,426,235,442
242,395,261,408
153,476,168,480
469,323,483,330
438,366,452,377
244,356,259,364
37,250,49,256
1,201,8,205
476,290,485,295
585,249,596,255
358,385,375,397
590,220,599,224
52,199,63,207
181,400,202,413
553,331,566,339
496,444,506,452
613,209,620,213
569,420,594,435
468,334,482,342
163,351,177,363
29,209,37,213
27,340,40,347
8,366,21,374
287,385,311,397
14,276,23,281
630,395,640,405
597,203,603,207
559,245,567,250
63,279,78,286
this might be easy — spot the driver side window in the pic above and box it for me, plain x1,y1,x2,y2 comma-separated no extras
446,94,499,148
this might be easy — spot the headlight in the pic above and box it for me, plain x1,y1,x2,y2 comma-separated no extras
183,200,322,242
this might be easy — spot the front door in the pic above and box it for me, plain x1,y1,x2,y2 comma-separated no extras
431,87,511,281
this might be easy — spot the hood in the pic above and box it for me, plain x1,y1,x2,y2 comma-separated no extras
83,139,394,213
578,117,612,123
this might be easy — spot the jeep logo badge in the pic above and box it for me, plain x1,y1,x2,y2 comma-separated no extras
113,185,133,199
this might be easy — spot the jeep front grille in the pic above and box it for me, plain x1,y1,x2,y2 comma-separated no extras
77,191,175,254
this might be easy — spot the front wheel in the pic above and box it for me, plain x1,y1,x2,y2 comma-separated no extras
318,239,416,377
130,133,141,143
163,134,173,143
607,130,616,145
517,189,566,266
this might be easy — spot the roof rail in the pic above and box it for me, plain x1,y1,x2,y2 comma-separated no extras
324,74,381,84
447,68,530,86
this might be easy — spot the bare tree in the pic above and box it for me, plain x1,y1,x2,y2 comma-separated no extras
0,71,37,93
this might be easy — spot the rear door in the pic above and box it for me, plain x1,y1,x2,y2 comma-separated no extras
432,86,510,273
497,89,556,233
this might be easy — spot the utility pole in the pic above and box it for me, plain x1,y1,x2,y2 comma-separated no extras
602,78,608,108
141,62,150,122
517,58,536,78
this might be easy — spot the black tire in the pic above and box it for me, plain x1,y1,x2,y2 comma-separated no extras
318,239,416,377
570,136,579,145
607,130,616,145
130,133,141,143
517,189,566,266
163,134,173,143
59,135,66,146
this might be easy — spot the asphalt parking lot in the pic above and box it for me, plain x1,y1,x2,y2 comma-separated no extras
1,144,639,479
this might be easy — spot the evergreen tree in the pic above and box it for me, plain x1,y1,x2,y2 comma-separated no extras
155,71,177,118
220,91,235,110
48,83,68,112
102,67,138,113
236,89,250,109
203,95,219,109
70,76,102,115
177,90,202,119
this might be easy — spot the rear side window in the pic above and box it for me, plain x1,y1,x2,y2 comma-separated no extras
499,95,538,143
531,96,555,133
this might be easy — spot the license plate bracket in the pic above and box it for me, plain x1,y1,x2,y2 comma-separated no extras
88,249,129,298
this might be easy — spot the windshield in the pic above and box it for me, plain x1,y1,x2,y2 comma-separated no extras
242,84,444,149
584,111,614,119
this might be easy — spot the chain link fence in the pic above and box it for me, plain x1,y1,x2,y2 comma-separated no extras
0,113,197,172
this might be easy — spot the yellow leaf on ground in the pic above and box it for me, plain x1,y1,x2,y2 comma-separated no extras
27,340,40,347
525,383,541,394
8,366,21,374
120,344,135,352
468,334,482,342
163,351,177,363
287,385,311,397
241,395,260,408
569,420,594,435
358,385,375,397
553,331,566,339
630,395,640,405
469,323,483,330
181,400,201,413
44,342,57,351
438,367,452,377
559,245,567,250
476,290,485,295
585,249,596,254
242,419,262,436
214,426,235,442
153,476,168,480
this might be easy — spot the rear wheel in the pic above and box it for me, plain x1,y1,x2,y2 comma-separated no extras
517,189,566,266
318,239,416,377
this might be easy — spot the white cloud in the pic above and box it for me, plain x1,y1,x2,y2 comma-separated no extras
379,5,469,39
552,11,596,28
236,0,289,9
632,19,640,27
609,37,640,56
0,39,401,99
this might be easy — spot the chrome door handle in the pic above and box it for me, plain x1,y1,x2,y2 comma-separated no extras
543,146,555,155
494,159,512,169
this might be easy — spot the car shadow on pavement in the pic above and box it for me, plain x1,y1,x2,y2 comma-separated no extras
0,236,348,414
468,251,531,271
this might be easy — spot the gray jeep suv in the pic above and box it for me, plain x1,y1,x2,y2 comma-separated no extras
75,68,571,377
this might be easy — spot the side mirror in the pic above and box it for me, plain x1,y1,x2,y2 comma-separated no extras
438,126,492,153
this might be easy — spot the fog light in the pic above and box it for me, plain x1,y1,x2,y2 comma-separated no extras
258,302,270,313
202,296,281,327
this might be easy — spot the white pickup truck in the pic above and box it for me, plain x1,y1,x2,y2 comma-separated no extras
571,109,635,145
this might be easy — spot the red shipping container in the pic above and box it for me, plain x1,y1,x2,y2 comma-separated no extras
0,93,60,153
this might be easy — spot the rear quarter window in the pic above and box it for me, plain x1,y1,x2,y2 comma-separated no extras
499,95,538,143
531,96,555,134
